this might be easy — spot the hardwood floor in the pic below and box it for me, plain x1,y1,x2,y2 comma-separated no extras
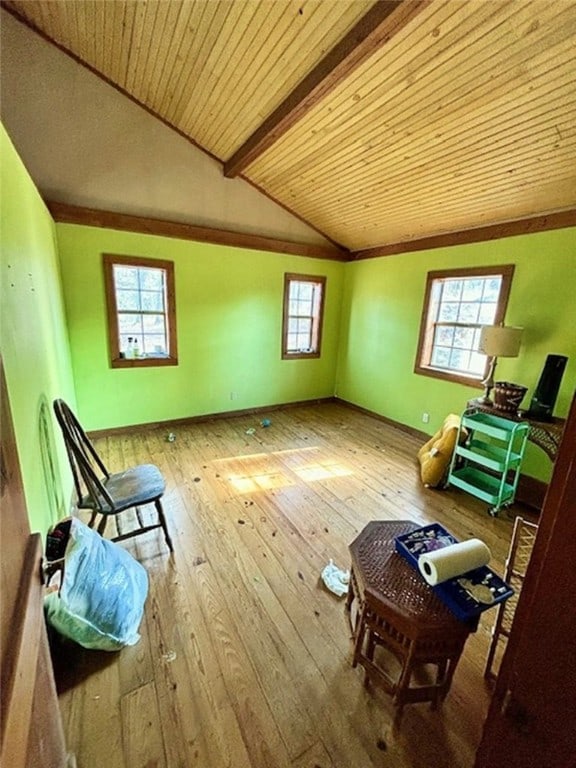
54,402,538,768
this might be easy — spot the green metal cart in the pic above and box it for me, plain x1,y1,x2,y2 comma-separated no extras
447,411,529,516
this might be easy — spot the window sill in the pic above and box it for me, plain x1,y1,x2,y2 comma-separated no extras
414,364,483,388
111,356,178,369
282,351,321,360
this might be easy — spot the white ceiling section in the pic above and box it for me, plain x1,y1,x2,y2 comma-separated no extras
1,0,575,254
0,9,333,249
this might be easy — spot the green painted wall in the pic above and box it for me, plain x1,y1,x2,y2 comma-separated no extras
0,124,76,535
55,224,344,431
336,229,576,482
3,123,573,517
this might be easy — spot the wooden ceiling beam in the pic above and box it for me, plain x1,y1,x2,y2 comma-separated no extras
350,210,576,260
223,0,430,179
46,202,349,261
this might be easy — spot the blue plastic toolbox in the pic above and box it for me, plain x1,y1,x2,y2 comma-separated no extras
395,523,514,621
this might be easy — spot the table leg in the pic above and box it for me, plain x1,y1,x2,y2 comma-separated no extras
432,660,448,709
345,569,355,612
352,604,368,668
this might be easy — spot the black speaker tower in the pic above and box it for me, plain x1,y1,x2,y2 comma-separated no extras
527,354,568,421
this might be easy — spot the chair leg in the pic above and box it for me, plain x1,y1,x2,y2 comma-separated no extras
155,499,174,553
97,514,108,537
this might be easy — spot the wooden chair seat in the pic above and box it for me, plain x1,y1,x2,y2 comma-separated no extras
83,465,165,514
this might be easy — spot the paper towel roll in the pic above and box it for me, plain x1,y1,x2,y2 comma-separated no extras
418,539,491,585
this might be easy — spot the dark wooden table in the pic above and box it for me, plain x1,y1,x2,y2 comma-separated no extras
346,520,476,726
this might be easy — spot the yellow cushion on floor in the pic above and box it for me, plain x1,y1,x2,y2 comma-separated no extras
417,414,464,488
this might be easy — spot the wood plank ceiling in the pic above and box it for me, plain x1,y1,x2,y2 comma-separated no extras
4,0,576,254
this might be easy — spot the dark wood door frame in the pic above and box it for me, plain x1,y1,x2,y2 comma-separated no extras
0,357,69,767
476,390,576,767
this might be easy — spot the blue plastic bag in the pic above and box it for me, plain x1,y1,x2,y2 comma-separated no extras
45,518,148,651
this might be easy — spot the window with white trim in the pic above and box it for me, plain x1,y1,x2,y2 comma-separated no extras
415,265,514,385
282,273,326,359
103,254,178,368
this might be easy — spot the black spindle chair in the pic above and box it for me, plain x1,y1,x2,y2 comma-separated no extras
53,399,173,553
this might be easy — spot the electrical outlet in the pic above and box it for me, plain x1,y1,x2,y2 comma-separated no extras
422,412,430,424
230,391,238,401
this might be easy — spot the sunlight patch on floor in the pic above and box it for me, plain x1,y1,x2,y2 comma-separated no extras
294,462,353,481
213,445,320,463
228,472,293,493
215,446,353,493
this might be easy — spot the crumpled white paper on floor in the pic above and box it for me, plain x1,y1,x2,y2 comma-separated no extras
321,560,350,597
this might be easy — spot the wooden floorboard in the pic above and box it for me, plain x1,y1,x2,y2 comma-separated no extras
54,402,538,768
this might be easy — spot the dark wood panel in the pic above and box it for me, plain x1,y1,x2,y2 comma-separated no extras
476,391,576,768
224,1,428,177
351,210,576,260
47,202,348,261
0,357,30,675
0,356,68,768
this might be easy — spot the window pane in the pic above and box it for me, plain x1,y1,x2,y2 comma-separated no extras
436,326,454,346
119,334,134,354
298,283,313,301
118,314,143,335
443,280,462,300
454,327,475,349
483,277,502,302
113,266,138,289
431,347,451,368
458,302,479,323
287,333,298,351
140,291,164,312
138,268,164,291
469,351,486,375
116,289,140,311
297,318,311,334
289,283,300,301
439,302,459,322
478,302,498,324
142,335,167,355
296,333,310,350
291,299,302,316
296,298,312,316
449,348,470,371
461,278,484,302
143,314,165,334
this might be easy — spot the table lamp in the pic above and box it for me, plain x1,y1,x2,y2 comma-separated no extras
477,325,523,404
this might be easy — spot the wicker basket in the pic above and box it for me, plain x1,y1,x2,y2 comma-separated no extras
493,382,527,413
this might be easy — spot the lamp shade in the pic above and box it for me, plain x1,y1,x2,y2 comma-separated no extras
479,325,523,358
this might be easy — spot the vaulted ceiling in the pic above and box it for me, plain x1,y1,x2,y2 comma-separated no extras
3,0,576,255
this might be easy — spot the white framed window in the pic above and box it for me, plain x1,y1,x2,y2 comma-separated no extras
282,273,326,359
103,254,178,368
415,265,514,385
